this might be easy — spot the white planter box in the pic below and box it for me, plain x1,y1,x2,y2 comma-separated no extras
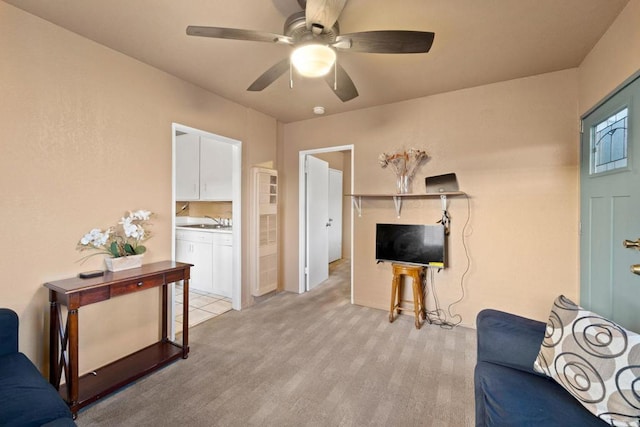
104,254,144,272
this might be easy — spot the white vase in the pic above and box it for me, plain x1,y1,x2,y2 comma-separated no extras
104,254,144,272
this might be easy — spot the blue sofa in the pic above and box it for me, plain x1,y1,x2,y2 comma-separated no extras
474,309,609,427
0,308,76,427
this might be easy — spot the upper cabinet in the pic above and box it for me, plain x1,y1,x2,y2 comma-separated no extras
199,136,232,201
176,133,233,201
176,134,200,200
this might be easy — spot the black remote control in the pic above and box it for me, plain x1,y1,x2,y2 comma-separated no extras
78,270,105,279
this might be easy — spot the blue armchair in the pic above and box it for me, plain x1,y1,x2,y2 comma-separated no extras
0,308,76,427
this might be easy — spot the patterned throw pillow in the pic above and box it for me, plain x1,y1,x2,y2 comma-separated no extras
533,295,640,426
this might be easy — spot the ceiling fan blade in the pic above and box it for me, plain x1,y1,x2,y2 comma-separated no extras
305,0,347,31
324,63,358,102
247,58,290,91
334,30,435,53
186,26,292,44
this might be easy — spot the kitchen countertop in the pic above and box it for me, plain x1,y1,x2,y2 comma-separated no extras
175,216,232,233
175,224,232,234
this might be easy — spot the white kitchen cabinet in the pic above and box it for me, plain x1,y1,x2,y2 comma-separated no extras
175,229,213,293
175,134,233,201
175,134,200,201
200,137,233,201
175,228,233,297
211,233,233,298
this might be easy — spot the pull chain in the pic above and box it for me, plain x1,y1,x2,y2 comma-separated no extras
289,60,293,89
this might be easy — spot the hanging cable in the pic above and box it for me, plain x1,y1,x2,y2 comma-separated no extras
445,194,471,320
425,193,471,328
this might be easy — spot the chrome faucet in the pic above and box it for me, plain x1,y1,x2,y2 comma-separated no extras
205,215,222,224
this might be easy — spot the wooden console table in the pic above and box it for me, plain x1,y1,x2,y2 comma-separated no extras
44,261,192,416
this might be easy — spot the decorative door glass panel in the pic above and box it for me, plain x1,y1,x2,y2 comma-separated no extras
592,107,628,174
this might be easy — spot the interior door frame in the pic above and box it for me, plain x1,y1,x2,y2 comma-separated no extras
171,123,242,336
328,168,343,263
298,145,354,302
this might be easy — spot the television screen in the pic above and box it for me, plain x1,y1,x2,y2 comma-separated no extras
375,223,446,267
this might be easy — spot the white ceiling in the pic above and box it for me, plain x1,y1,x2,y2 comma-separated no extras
4,0,629,123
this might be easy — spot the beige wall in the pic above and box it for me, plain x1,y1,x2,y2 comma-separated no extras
578,0,640,115
0,3,276,373
282,69,580,326
3,0,639,376
280,0,640,327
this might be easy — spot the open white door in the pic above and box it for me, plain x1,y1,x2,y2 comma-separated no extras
328,168,343,263
306,155,329,291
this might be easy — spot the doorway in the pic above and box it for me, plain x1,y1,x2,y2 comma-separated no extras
298,145,354,302
171,123,242,336
328,168,343,263
580,73,640,332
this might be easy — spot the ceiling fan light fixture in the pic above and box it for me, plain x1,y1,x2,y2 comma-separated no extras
290,44,336,77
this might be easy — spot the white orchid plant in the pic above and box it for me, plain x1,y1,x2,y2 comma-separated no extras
77,210,153,258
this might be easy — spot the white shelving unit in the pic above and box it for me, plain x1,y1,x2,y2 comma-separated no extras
250,167,278,296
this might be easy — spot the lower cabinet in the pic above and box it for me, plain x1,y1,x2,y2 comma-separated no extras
211,233,232,298
176,230,214,293
176,229,232,297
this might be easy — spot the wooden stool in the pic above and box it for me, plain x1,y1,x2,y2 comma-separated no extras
389,263,426,329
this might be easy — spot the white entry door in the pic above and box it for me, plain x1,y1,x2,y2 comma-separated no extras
306,155,329,290
580,74,640,332
328,168,343,263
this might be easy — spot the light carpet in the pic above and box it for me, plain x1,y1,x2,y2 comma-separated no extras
76,259,476,426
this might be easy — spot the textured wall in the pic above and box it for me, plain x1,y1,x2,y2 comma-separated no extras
0,3,276,372
279,0,640,326
578,0,640,114
282,70,580,326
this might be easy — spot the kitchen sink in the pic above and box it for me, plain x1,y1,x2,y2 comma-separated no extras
180,224,231,230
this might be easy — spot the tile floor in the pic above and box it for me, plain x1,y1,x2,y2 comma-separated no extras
174,284,232,329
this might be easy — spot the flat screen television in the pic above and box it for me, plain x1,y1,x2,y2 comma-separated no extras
375,223,446,267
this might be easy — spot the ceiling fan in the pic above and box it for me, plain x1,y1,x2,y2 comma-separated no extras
186,0,435,102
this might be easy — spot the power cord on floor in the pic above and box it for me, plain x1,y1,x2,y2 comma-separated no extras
424,194,471,329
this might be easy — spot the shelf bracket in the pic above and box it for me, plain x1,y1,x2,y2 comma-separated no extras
352,196,362,217
440,194,448,211
393,196,402,218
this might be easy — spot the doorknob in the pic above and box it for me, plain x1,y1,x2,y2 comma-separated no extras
632,265,640,275
623,238,640,249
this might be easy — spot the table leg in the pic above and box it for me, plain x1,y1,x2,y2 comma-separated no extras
182,278,189,358
48,299,59,387
67,309,79,408
161,284,168,340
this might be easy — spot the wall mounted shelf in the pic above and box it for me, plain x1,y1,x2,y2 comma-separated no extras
347,192,466,218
